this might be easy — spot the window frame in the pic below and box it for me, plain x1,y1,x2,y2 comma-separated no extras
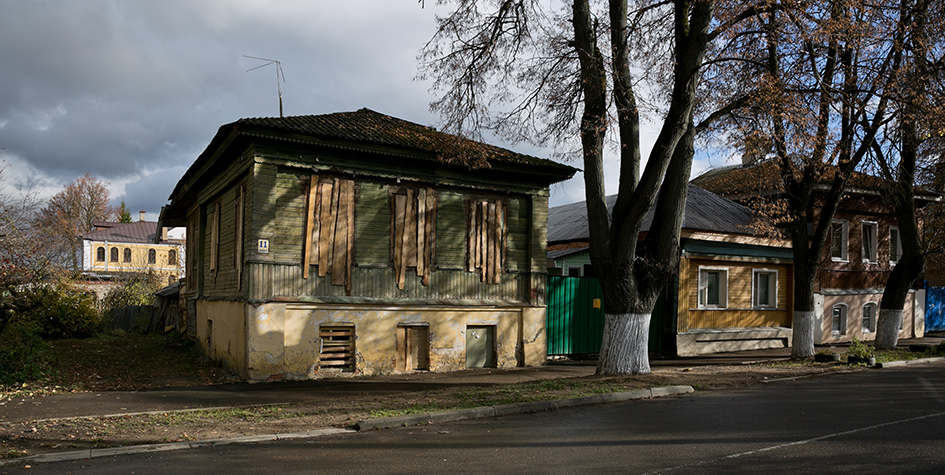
168,249,177,266
862,302,877,333
889,226,902,265
96,246,105,262
831,303,848,336
830,220,849,262
110,247,119,262
123,248,131,263
698,266,729,310
148,249,156,265
751,268,778,309
861,220,878,263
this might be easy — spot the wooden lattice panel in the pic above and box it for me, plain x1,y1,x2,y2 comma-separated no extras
319,325,355,372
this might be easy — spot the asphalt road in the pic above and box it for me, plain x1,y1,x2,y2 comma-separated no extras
8,363,945,474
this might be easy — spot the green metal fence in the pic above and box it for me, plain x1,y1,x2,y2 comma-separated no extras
546,275,668,356
546,275,605,355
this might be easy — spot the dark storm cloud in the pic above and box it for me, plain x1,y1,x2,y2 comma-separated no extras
0,0,441,210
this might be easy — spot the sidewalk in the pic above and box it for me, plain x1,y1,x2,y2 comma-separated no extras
1,342,903,424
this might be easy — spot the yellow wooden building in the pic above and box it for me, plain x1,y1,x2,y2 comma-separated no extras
81,219,185,286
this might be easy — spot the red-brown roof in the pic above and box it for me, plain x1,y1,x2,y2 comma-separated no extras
82,221,172,244
692,159,938,200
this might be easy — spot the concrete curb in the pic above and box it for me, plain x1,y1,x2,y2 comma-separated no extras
0,428,353,467
354,385,694,431
875,356,945,368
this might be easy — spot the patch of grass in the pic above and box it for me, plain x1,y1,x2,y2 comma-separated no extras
1,332,233,397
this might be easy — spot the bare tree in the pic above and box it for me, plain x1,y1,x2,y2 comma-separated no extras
0,167,51,288
420,0,769,374
36,174,114,271
702,0,914,358
872,0,945,348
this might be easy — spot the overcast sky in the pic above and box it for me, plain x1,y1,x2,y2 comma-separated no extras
0,0,727,218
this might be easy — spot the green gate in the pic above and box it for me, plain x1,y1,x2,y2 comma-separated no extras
546,275,668,356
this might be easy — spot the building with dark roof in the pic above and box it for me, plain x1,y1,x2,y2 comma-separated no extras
80,217,185,287
158,108,576,381
545,185,795,356
692,159,930,344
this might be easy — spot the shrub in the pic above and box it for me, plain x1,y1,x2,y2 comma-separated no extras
0,320,49,386
848,337,875,361
2,283,101,339
100,273,162,315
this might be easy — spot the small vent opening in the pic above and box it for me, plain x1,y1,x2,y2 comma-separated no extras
320,325,355,372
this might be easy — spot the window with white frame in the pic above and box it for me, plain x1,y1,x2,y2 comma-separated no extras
889,226,902,264
862,302,876,333
830,220,849,261
752,269,778,309
831,304,847,335
862,221,878,263
698,267,728,309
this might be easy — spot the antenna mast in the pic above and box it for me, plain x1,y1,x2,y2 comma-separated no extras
243,55,286,117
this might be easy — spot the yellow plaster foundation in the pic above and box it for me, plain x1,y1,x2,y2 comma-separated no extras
230,303,546,381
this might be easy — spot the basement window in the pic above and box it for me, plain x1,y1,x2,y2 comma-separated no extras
319,325,355,372
832,304,847,336
862,303,877,333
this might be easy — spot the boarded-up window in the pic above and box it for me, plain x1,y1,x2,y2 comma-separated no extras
466,199,507,283
209,201,220,272
303,176,355,292
390,187,437,289
319,325,355,372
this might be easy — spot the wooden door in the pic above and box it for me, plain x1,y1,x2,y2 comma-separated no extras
404,326,430,371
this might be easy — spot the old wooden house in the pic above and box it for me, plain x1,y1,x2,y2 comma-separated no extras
693,159,936,344
547,185,795,356
158,108,576,380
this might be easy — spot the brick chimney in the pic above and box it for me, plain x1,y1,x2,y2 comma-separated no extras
139,210,146,222
161,227,169,241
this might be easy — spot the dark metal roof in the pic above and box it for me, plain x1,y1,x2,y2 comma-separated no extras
547,185,759,243
236,108,575,173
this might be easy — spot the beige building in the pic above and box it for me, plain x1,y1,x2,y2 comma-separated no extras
81,217,185,287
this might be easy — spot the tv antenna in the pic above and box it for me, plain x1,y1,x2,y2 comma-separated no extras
243,55,286,117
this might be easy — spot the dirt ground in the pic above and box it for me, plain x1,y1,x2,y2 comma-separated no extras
0,361,856,459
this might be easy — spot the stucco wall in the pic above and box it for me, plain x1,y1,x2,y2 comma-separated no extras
242,302,545,381
817,290,918,344
85,240,184,281
195,300,248,376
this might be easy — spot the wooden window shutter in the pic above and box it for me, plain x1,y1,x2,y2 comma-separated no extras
235,184,244,288
466,198,507,283
304,175,355,293
209,201,220,272
390,186,437,289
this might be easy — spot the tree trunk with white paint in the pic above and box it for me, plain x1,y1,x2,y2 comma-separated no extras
598,313,651,375
875,309,903,349
792,310,815,358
